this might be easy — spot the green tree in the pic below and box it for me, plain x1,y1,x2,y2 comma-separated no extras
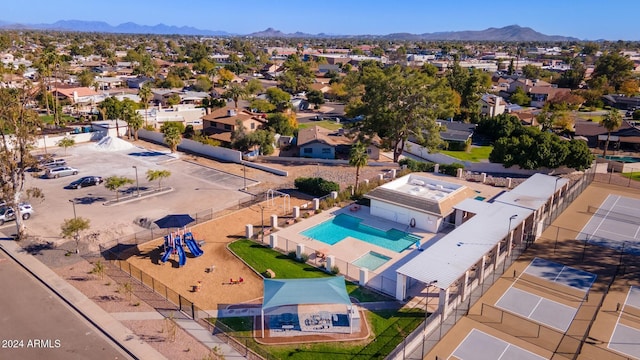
306,89,325,109
217,68,235,87
278,54,314,93
60,217,91,254
223,83,247,110
510,87,531,106
57,137,75,155
266,113,296,136
193,75,213,92
347,64,457,162
0,87,45,239
161,123,183,152
349,141,368,193
565,140,595,171
138,83,153,127
104,176,134,202
146,169,172,190
244,78,263,96
249,98,276,113
78,69,95,88
266,87,291,112
601,109,623,157
591,52,635,90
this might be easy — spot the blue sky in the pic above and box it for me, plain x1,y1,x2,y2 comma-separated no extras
3,0,639,40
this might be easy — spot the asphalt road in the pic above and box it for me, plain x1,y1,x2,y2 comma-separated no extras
0,251,131,360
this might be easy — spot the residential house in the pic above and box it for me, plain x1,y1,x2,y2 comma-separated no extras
137,104,206,129
126,76,154,89
0,73,26,88
94,76,123,90
507,78,551,94
479,94,506,117
51,86,101,105
317,64,341,74
201,107,266,146
529,86,571,108
575,119,640,151
297,126,380,160
602,95,640,111
436,120,477,149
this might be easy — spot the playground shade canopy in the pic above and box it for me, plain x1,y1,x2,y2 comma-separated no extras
262,277,352,310
154,214,195,229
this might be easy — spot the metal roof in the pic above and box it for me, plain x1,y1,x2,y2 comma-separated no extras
396,201,532,289
493,173,569,210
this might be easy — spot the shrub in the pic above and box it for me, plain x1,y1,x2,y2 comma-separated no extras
398,158,436,172
294,177,339,197
331,265,340,274
298,253,309,263
440,163,465,176
287,250,297,259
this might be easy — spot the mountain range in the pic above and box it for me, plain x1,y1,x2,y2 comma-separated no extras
0,20,579,41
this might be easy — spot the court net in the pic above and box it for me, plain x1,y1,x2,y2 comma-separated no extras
587,205,640,225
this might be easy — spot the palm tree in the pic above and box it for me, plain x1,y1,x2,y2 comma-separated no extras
162,126,182,152
146,169,172,190
601,109,623,157
349,141,369,194
138,83,152,127
223,83,247,110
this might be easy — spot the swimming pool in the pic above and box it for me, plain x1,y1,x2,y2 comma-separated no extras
599,155,640,163
301,214,420,253
353,251,392,271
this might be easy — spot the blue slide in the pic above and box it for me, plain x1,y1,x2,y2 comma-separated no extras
176,245,186,267
185,237,204,257
161,247,173,263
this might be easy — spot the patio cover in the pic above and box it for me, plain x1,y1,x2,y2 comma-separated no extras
261,276,353,337
262,276,352,310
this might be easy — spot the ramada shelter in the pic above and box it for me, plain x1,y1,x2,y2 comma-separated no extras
394,173,569,318
365,173,477,233
260,277,358,338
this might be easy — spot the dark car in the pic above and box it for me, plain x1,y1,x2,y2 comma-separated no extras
67,176,103,189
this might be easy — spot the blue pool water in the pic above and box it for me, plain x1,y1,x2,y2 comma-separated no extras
353,251,392,271
301,214,420,253
599,155,640,163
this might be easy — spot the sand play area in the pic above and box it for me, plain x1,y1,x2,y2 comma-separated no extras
126,196,314,311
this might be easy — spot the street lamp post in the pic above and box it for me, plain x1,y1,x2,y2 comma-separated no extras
132,166,140,197
243,162,247,191
504,214,518,272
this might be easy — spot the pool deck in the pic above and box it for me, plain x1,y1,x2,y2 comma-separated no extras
276,205,437,276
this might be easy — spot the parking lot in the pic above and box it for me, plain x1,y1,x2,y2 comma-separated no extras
0,139,255,247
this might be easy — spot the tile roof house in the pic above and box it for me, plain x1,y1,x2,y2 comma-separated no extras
479,94,507,117
201,107,267,145
529,86,571,108
575,120,640,150
602,95,640,111
297,125,380,160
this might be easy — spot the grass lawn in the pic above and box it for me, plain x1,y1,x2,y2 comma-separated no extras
40,114,78,124
298,120,343,131
578,115,604,123
228,239,389,302
621,172,640,182
440,146,492,162
214,309,424,360
224,239,424,359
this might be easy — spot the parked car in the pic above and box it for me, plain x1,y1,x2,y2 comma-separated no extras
67,176,103,189
45,166,78,179
0,203,33,225
39,158,67,169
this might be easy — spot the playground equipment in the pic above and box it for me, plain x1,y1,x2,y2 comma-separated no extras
161,229,204,267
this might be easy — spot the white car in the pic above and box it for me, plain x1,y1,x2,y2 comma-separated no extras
0,203,34,225
45,166,79,179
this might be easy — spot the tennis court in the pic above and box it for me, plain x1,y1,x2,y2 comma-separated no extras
609,286,640,359
578,195,640,255
450,329,546,360
493,258,596,332
523,257,597,293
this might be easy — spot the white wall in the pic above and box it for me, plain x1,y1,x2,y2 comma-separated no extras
369,199,442,233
